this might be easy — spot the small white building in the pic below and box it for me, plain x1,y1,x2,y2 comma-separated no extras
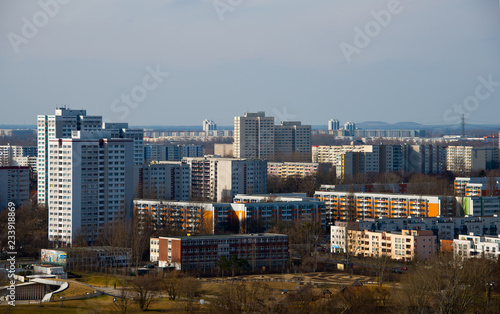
150,238,160,262
453,233,500,259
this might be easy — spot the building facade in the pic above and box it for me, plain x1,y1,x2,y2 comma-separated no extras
136,162,191,201
460,196,500,216
453,234,500,259
274,121,311,162
103,123,144,165
354,216,500,240
313,144,445,176
144,144,203,162
267,162,320,178
328,119,340,131
234,112,275,159
0,144,37,167
153,233,289,271
135,200,230,235
0,166,30,210
315,191,456,225
404,144,445,174
37,108,102,205
47,131,134,246
346,229,436,261
184,157,267,202
446,146,499,174
234,112,311,161
135,197,326,235
203,119,216,133
454,177,500,197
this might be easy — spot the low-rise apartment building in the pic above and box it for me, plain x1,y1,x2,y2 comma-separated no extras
315,191,456,225
135,197,326,235
333,227,437,261
267,162,320,178
151,233,289,271
352,216,500,241
460,197,500,216
454,177,500,197
453,233,500,259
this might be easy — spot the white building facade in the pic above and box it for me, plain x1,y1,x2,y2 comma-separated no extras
47,131,134,246
37,108,102,205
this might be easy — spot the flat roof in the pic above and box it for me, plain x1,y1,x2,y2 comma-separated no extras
47,246,131,252
158,233,288,241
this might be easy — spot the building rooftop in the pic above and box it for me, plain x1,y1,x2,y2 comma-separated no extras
157,233,288,241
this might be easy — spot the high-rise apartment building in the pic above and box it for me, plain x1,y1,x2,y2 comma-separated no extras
37,108,102,205
334,144,404,180
234,112,311,161
103,123,144,165
184,157,267,202
234,112,275,159
404,144,445,174
47,131,134,246
216,158,267,202
202,119,217,134
274,121,311,162
446,146,499,175
183,157,219,201
343,122,356,135
136,161,191,201
328,119,340,131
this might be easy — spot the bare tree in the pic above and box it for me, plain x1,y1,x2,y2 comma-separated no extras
111,281,134,314
131,274,162,311
395,254,500,313
208,281,272,314
130,207,154,272
176,276,201,312
486,171,498,196
162,270,180,300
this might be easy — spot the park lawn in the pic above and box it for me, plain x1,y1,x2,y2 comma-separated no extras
0,295,117,313
71,271,128,288
42,279,96,298
0,295,199,313
200,280,298,298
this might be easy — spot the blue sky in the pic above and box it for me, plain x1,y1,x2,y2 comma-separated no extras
1,0,500,127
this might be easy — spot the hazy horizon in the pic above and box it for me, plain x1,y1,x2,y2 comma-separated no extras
1,0,500,127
